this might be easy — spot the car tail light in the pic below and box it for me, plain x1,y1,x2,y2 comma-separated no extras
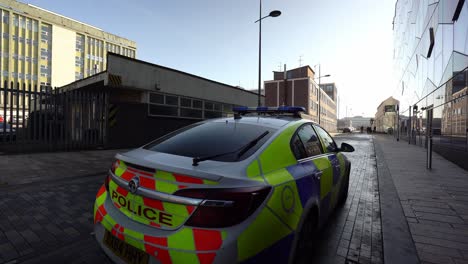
104,174,111,191
174,186,271,228
110,159,120,174
106,160,119,192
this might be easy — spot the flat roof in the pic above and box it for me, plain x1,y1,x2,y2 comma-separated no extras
3,0,136,47
27,4,102,31
272,65,315,75
107,53,264,97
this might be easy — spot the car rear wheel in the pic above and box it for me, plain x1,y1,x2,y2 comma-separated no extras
292,208,318,264
338,164,350,206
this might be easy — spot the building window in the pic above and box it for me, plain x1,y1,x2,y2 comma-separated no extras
180,97,203,118
75,72,83,80
40,65,50,76
40,49,50,60
2,15,9,24
2,32,8,39
204,101,222,118
148,92,231,119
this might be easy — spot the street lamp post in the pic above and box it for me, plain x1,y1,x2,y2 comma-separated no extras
314,64,330,125
255,0,281,107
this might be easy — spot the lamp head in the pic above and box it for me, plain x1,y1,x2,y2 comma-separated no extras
269,10,281,17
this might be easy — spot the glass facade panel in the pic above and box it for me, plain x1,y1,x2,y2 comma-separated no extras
394,0,468,166
453,1,468,53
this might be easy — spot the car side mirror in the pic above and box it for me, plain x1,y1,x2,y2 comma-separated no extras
339,143,355,152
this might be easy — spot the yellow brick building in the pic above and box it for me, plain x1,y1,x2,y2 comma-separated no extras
0,0,136,93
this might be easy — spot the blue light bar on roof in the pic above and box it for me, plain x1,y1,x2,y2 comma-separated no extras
232,106,306,114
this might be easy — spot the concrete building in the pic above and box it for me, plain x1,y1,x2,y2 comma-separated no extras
60,53,262,148
393,0,468,169
0,0,136,89
264,65,337,132
375,96,399,133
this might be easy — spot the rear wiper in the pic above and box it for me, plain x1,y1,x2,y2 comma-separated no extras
192,131,270,166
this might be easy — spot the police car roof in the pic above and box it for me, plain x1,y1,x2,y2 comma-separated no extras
209,115,305,129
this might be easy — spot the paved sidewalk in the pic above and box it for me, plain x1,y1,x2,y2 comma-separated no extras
0,149,127,186
310,134,383,264
374,135,468,264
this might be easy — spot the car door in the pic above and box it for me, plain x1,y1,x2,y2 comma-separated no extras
290,123,334,226
312,125,344,212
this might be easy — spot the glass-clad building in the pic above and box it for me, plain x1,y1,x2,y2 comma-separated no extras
393,0,468,169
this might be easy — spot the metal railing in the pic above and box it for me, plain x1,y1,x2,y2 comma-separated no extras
0,81,109,153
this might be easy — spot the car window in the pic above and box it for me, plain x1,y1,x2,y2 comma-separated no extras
291,134,307,160
313,125,337,152
144,122,276,162
292,124,322,159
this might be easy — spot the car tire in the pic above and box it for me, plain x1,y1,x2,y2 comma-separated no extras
338,164,350,206
292,209,318,264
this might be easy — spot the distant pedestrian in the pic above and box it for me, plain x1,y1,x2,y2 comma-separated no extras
360,126,364,133
373,126,376,133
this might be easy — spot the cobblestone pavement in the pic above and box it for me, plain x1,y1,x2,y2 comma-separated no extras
310,134,383,264
0,135,382,264
375,135,468,264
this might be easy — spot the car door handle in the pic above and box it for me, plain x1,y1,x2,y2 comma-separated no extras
314,171,323,180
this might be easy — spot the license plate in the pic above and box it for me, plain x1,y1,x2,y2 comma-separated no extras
103,230,149,264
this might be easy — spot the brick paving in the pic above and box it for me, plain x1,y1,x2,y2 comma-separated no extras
375,135,468,264
0,149,124,186
310,134,383,264
0,175,111,264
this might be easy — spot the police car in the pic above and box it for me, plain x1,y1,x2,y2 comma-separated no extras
93,106,354,264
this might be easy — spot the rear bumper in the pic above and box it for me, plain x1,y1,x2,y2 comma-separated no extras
93,185,238,264
94,224,142,264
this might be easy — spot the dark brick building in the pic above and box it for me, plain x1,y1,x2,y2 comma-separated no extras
264,65,338,132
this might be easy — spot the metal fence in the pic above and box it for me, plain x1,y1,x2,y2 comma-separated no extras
0,81,109,153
